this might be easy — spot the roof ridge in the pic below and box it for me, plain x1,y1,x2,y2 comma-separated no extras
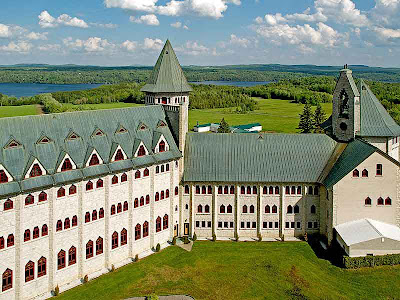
365,218,383,238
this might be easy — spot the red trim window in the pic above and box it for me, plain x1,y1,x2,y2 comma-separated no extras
25,261,34,282
111,205,116,215
121,173,128,182
224,186,228,194
37,257,46,278
135,224,141,240
0,170,8,184
92,210,97,221
253,186,257,195
146,195,150,205
7,234,14,247
2,269,12,292
57,187,65,198
365,197,372,205
362,169,368,178
123,201,128,211
99,208,104,219
96,237,103,255
140,196,144,206
69,185,77,195
218,186,222,195
25,194,34,206
265,205,271,214
86,181,93,191
61,158,73,172
86,240,93,259
156,217,162,232
242,205,248,213
230,186,235,194
112,175,118,185
96,179,103,188
247,186,251,194
263,186,268,194
378,197,384,205
135,170,141,179
201,186,206,194
112,232,118,249
268,186,273,195
56,220,62,232
24,229,30,242
137,145,146,157
117,203,122,213
121,229,127,246
184,185,189,194
297,186,302,195
208,185,212,194
272,205,278,214
144,168,149,177
85,212,90,223
198,205,203,213
241,186,245,194
275,186,280,195
72,216,78,227
143,221,149,237
33,227,39,239
68,247,76,266
250,205,255,214
220,205,225,214
205,205,210,213
166,163,170,172
58,250,66,269
175,186,179,196
64,218,70,229
134,198,139,208
161,191,165,200
4,199,13,211
376,164,383,176
227,205,233,214
39,192,47,202
285,186,290,195
159,140,166,153
155,193,160,202
161,165,165,173
30,164,43,178
166,189,170,198
114,149,124,161
385,197,392,205
353,169,359,177
287,205,293,214
42,224,48,236
89,154,100,166
0,237,4,250
163,215,169,230
156,166,160,174
291,186,296,195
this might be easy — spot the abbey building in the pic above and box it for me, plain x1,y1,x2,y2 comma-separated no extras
1,40,400,300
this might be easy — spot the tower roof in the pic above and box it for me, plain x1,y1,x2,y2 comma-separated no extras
141,40,193,94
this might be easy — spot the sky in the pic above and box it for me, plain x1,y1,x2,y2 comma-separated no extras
0,0,399,67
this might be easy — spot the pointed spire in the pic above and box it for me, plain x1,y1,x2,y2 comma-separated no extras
141,40,193,93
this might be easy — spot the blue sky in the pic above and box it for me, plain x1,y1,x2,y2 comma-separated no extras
0,0,399,67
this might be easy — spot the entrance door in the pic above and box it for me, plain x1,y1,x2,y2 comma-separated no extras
174,225,178,237
184,223,189,236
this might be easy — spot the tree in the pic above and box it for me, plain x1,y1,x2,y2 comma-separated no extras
218,118,231,133
313,103,327,133
298,102,314,134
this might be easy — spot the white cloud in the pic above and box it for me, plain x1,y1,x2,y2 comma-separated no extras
63,37,114,52
264,13,287,26
121,40,138,51
176,41,211,56
90,22,118,29
130,14,160,26
0,24,11,38
229,34,250,48
374,27,400,39
26,32,48,41
143,38,164,50
0,41,32,53
37,44,61,51
38,11,89,28
171,21,182,28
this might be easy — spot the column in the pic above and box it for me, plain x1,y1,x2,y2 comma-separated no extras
104,176,110,269
279,185,285,239
128,170,134,258
48,187,55,292
15,194,22,299
234,185,238,239
212,185,216,237
78,181,84,276
302,184,307,236
257,185,261,237
149,166,155,249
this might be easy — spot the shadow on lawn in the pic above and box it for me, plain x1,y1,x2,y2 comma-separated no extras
307,234,346,268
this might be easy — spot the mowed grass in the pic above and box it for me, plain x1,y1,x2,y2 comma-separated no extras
58,241,400,300
189,98,333,133
0,104,38,118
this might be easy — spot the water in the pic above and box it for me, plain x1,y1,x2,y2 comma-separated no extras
190,81,270,87
0,83,103,98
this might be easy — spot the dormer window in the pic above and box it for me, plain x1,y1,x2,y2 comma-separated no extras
137,145,146,157
38,136,51,144
93,129,104,137
61,158,73,172
159,141,166,153
68,133,79,140
158,121,167,128
5,139,21,149
117,126,127,134
0,170,8,184
138,122,148,131
115,149,124,161
30,164,43,178
89,154,100,166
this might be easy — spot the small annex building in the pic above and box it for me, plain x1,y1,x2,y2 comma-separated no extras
335,219,400,257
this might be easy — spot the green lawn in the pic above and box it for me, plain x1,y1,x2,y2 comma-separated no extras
58,241,400,300
0,105,38,118
189,98,333,133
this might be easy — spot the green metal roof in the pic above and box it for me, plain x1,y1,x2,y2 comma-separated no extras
232,123,262,130
358,81,400,137
184,133,337,183
20,175,54,192
322,139,377,188
141,40,193,94
0,181,20,198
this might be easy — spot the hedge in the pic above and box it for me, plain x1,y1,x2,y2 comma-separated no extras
343,253,400,269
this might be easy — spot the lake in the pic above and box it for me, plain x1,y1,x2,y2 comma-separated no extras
191,81,270,87
0,83,103,98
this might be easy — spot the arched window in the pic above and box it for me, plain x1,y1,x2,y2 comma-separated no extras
86,240,93,259
0,170,8,184
72,216,78,226
134,198,139,208
25,261,34,282
161,165,165,173
155,192,160,202
33,226,39,239
253,186,257,194
123,201,128,211
218,186,222,194
269,186,274,195
140,196,144,206
275,186,280,195
30,164,43,178
2,269,12,292
96,237,103,255
7,234,14,247
61,158,73,172
135,224,141,240
311,205,316,214
86,181,93,191
156,166,160,174
112,175,118,185
89,154,100,166
56,220,63,231
247,186,252,194
250,205,255,213
272,205,277,214
68,246,76,265
121,173,128,182
362,169,368,177
166,189,170,198
314,186,319,196
378,197,384,205
121,229,127,245
0,237,4,250
156,217,162,232
92,210,97,221
143,221,149,238
39,192,47,202
201,186,206,194
385,197,392,205
25,194,34,206
308,186,313,195
265,205,271,214
294,205,299,214
144,168,149,177
111,205,116,215
135,170,141,179
163,215,169,230
57,187,65,198
184,185,189,194
161,191,165,200
99,208,104,219
242,205,248,213
227,205,233,213
64,218,70,229
208,185,212,194
96,179,103,188
291,186,296,195
263,186,268,194
4,199,13,211
146,195,150,205
230,186,235,194
223,186,228,194
115,149,124,161
85,212,90,223
166,163,170,172
42,224,48,236
198,205,203,213
38,257,46,277
220,205,225,214
175,186,179,196
241,186,245,194
353,169,359,177
69,185,77,195
287,205,293,214
117,203,122,213
159,140,166,152
112,232,118,249
205,205,210,213
297,186,302,195
137,145,146,157
24,229,30,242
285,186,290,195
365,197,372,206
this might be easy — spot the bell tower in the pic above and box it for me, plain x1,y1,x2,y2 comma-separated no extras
332,65,360,142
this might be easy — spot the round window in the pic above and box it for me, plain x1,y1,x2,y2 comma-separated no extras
340,122,348,131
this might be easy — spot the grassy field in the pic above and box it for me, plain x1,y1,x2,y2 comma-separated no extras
57,241,400,300
189,98,333,133
0,104,38,118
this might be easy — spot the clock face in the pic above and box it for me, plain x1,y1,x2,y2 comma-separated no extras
340,122,348,131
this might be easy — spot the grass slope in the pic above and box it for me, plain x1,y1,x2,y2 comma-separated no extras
58,241,400,300
189,98,333,133
0,105,38,118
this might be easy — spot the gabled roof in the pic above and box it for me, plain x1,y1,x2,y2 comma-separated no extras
141,40,193,94
184,133,337,183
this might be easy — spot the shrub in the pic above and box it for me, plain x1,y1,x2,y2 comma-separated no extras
146,294,160,300
156,243,161,252
83,275,88,284
172,236,177,245
54,285,60,296
135,254,139,262
212,234,216,242
183,236,190,244
110,264,115,272
193,232,197,242
343,253,400,269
